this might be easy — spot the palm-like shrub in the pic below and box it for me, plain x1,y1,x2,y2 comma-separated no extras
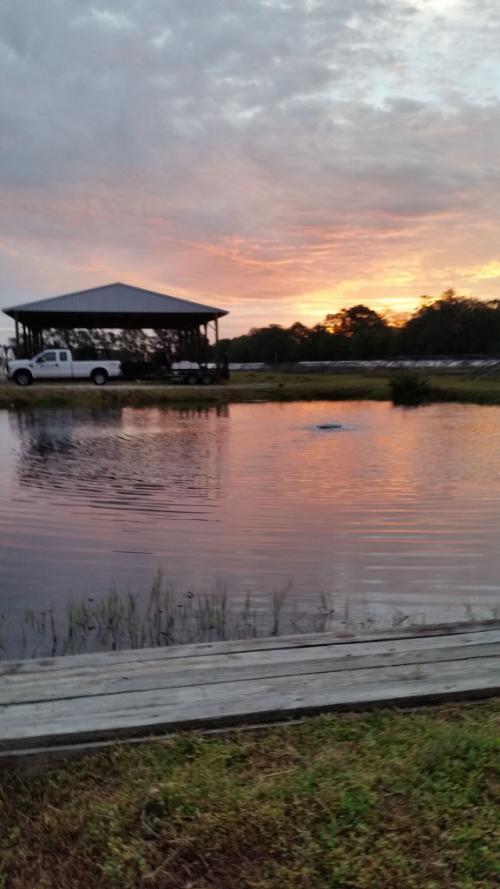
389,370,431,405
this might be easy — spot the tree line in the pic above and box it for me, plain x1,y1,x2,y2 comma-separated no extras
17,289,500,363
220,291,500,363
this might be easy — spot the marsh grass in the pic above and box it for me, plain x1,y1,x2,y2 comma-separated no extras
3,572,500,660
4,573,339,660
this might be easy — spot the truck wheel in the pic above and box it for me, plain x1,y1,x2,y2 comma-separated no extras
200,372,213,385
186,373,198,385
14,370,33,387
91,368,108,386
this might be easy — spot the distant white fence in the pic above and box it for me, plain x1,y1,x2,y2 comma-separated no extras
229,359,500,373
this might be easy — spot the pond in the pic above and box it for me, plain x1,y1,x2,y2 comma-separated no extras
1,400,500,656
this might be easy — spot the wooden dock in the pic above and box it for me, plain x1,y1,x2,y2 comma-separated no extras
1,622,500,765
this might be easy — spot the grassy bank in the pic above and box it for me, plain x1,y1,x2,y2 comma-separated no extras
0,373,389,410
1,700,499,888
3,371,500,410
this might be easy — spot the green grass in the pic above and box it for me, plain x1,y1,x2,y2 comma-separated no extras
1,701,499,888
3,371,500,410
0,373,389,409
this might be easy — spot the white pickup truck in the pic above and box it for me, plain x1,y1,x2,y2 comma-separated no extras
6,349,122,386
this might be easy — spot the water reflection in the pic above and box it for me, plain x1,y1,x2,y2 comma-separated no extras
12,406,228,518
2,401,500,649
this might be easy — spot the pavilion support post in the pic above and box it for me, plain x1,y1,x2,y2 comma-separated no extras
198,324,205,363
203,323,208,364
215,317,219,373
197,326,202,364
14,318,19,353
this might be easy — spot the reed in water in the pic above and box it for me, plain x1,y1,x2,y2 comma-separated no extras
2,572,498,660
2,573,335,659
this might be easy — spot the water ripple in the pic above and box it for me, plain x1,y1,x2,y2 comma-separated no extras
1,401,500,628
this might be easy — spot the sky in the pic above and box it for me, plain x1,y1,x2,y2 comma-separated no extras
1,0,500,339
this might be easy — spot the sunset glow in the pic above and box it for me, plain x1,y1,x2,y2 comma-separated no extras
1,0,500,337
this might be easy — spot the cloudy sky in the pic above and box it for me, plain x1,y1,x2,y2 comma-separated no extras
1,0,500,337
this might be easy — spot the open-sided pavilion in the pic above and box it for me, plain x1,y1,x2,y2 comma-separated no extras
3,282,228,360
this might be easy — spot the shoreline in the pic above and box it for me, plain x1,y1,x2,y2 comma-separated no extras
2,371,500,409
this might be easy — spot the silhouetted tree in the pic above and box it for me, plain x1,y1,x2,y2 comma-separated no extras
399,290,500,355
27,290,500,365
324,305,388,337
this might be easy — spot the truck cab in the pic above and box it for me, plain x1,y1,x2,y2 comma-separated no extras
33,349,69,378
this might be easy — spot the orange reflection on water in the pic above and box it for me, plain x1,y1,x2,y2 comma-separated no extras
2,400,500,639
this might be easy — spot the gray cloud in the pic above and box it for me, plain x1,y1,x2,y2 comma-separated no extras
1,0,500,332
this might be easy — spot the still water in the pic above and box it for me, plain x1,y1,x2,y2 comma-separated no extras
1,400,500,644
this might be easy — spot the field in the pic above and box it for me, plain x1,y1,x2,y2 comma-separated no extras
2,370,500,410
1,700,499,888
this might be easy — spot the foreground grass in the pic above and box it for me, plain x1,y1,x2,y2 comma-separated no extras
3,371,500,410
1,701,499,888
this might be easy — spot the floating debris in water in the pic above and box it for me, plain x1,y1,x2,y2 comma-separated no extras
316,423,342,430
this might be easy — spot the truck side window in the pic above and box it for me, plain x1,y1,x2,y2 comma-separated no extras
37,351,56,363
59,352,68,361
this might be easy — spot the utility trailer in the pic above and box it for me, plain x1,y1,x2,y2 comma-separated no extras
163,361,219,385
121,360,222,385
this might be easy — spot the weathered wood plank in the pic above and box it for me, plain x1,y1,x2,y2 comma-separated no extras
2,656,499,751
2,632,500,705
3,619,499,677
2,625,499,761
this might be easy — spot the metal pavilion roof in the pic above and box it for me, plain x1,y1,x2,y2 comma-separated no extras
4,283,228,328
